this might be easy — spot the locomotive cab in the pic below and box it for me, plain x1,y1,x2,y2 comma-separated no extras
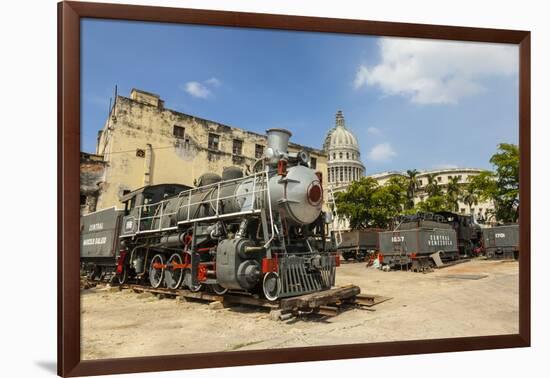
120,184,192,235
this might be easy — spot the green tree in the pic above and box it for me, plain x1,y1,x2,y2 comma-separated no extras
425,173,443,197
445,176,463,212
416,195,448,213
334,176,408,229
467,143,519,223
468,171,498,201
461,184,479,214
334,177,379,229
490,143,520,222
405,169,420,210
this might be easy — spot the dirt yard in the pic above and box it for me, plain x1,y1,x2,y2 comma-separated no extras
81,258,518,360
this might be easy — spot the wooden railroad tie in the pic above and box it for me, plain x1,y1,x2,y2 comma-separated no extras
85,280,391,317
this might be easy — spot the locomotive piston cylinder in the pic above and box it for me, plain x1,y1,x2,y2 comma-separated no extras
159,233,186,247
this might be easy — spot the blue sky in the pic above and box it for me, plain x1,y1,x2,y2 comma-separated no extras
81,19,519,173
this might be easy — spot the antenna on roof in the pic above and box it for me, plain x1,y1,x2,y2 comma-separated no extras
111,85,118,123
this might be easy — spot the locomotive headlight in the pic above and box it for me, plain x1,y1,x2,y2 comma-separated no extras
307,181,323,206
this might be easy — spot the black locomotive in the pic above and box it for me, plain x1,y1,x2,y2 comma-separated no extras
81,129,338,301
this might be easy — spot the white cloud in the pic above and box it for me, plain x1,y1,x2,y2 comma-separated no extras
367,143,397,162
433,163,459,170
367,127,381,135
354,38,518,104
183,77,222,99
205,77,221,87
184,81,212,99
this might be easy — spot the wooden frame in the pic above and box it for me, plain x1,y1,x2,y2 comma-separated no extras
58,1,531,376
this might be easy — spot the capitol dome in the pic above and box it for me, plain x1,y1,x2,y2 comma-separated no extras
324,111,360,151
323,110,365,187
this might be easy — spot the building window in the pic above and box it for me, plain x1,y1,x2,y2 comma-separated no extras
448,175,453,180
346,152,349,159
80,195,87,205
173,125,185,139
418,179,423,186
437,176,442,182
339,152,343,159
310,157,317,169
208,133,220,150
232,139,243,156
333,153,336,160
255,144,264,159
340,168,343,182
460,208,466,213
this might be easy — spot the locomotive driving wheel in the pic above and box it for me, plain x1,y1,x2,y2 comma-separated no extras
117,265,128,285
164,253,184,289
149,254,165,288
209,284,228,295
183,269,202,292
263,272,281,301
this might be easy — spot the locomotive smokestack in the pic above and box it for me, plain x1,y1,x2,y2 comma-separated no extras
265,128,292,165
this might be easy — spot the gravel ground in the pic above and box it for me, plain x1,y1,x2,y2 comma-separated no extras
81,258,518,360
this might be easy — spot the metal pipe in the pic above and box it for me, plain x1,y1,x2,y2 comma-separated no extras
244,246,265,253
143,143,153,186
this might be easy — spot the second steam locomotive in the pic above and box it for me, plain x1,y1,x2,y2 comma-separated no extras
81,129,338,301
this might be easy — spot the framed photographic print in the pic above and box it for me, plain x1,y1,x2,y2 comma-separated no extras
58,1,530,376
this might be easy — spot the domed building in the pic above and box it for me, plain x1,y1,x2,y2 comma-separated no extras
323,110,365,188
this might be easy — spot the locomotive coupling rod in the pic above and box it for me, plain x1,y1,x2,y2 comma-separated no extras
244,246,265,253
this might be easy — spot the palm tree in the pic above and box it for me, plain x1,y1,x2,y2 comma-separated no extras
462,185,479,214
405,169,419,209
425,173,442,197
446,176,462,212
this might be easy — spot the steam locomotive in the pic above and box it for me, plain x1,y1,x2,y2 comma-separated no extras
81,129,338,301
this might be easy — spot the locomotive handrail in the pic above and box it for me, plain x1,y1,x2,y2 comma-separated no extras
263,166,276,251
129,170,273,235
328,187,342,247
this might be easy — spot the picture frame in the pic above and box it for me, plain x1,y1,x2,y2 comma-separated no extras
58,1,531,376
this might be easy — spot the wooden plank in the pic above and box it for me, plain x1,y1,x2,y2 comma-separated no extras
279,285,360,310
223,295,279,309
120,283,385,313
352,294,392,307
317,305,340,316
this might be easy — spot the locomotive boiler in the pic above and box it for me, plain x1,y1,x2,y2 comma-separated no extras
81,129,338,300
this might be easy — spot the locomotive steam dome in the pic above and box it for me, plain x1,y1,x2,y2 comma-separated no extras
323,110,365,186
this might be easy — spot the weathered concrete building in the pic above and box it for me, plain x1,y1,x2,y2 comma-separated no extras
80,152,106,215
89,89,327,211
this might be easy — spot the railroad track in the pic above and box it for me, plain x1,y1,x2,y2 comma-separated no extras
81,278,391,319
